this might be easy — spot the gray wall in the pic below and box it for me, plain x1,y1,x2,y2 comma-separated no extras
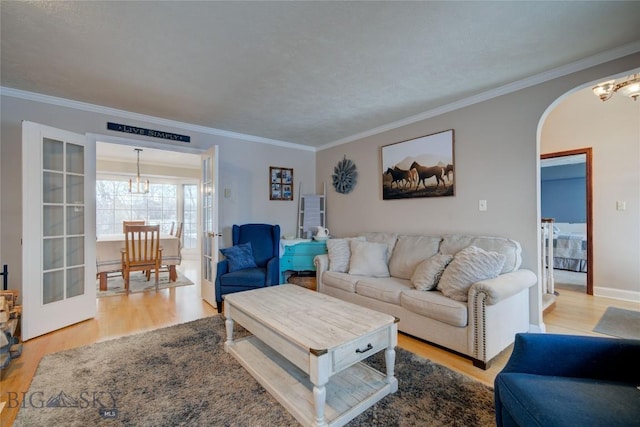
315,53,640,330
0,95,315,295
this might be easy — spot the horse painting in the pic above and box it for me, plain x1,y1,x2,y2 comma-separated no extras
410,161,445,190
385,167,412,189
408,168,419,189
444,163,454,182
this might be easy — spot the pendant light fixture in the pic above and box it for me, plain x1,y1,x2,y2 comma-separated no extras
129,148,149,194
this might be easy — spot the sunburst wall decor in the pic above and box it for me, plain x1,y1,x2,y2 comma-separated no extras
332,155,358,194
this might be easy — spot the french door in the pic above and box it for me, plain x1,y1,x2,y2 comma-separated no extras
200,146,220,307
22,121,96,340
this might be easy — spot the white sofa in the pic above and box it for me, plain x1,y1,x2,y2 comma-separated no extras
314,232,537,369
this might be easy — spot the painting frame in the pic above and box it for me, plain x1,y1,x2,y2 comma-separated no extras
269,166,294,201
381,129,455,200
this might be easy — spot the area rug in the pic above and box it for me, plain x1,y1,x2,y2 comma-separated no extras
593,306,640,340
96,271,194,297
14,316,495,426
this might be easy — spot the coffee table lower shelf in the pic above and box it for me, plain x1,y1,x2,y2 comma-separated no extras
226,335,394,427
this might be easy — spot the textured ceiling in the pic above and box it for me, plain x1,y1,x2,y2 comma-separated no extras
2,1,640,148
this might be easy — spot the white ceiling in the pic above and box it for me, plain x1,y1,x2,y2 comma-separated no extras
2,1,640,148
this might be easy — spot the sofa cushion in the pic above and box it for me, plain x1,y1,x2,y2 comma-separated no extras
411,253,453,290
326,237,365,273
355,277,411,305
496,373,640,427
388,235,442,279
359,232,398,261
349,240,390,277
400,289,468,327
440,234,521,273
437,245,506,302
321,271,359,293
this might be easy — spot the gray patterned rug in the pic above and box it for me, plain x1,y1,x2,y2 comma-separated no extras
15,316,495,426
96,271,194,297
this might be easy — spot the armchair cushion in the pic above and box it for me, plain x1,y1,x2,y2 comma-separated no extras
218,267,267,288
220,242,257,272
495,333,640,427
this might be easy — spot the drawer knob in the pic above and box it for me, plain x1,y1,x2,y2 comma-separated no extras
355,343,373,354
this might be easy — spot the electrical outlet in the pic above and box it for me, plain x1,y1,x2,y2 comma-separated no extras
616,201,626,211
479,200,487,211
224,188,231,198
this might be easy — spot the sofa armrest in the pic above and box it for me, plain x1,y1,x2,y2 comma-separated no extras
500,333,640,382
469,269,536,305
314,254,329,292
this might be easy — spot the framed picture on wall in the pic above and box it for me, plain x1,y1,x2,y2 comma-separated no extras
381,129,455,200
269,167,294,200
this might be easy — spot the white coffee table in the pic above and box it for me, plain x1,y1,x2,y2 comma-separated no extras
224,284,398,427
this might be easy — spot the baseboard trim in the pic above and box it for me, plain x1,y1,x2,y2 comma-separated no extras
594,286,640,303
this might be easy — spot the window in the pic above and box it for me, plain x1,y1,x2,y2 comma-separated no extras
96,179,177,235
182,184,198,249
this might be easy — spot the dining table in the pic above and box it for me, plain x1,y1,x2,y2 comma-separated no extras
96,233,182,291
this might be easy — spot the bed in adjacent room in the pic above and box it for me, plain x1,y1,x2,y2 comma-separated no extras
548,223,587,272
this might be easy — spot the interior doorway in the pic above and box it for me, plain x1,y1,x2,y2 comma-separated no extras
541,148,593,295
94,139,204,296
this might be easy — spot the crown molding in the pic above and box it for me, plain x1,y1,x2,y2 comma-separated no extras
0,87,316,152
3,39,639,154
318,40,640,151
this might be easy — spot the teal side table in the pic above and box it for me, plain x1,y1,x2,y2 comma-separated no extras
280,240,328,283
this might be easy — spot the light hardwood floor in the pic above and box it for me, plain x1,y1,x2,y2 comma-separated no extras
1,262,638,426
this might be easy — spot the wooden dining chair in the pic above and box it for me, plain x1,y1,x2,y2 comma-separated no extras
121,224,162,293
122,220,145,233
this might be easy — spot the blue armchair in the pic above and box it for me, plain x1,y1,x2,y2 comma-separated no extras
495,333,640,427
215,224,280,313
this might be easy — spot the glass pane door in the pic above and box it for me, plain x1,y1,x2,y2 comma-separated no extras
22,121,96,340
42,138,86,304
200,146,218,307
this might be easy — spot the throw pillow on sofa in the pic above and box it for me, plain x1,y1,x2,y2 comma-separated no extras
411,253,454,291
219,242,257,272
349,240,390,277
358,232,398,261
388,234,442,279
326,237,365,273
437,245,506,301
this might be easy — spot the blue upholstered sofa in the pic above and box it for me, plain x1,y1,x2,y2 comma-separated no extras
495,333,640,427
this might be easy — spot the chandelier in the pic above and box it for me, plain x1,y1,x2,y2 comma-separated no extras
592,73,640,102
129,148,149,194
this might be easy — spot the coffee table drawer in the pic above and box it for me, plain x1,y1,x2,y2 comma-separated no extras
332,328,388,372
